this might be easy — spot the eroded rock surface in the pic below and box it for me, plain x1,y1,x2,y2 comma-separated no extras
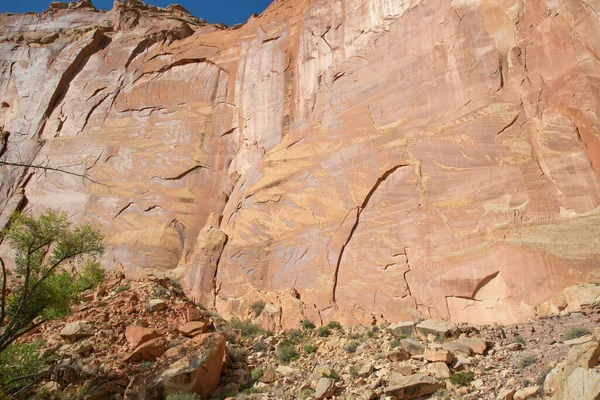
1,0,600,327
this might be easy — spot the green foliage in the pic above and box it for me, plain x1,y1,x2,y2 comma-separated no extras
519,353,537,369
327,321,342,330
300,319,316,330
115,285,131,293
250,367,264,382
166,393,200,400
288,329,303,341
299,389,315,400
276,339,299,364
317,326,330,337
227,346,248,363
1,209,104,354
512,335,525,344
367,330,375,338
450,371,475,387
349,366,358,378
226,319,271,339
250,300,266,317
304,344,318,354
344,341,358,353
390,338,403,349
563,326,591,341
322,371,340,381
0,340,48,398
252,340,268,352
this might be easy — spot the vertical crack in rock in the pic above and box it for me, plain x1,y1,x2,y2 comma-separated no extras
211,235,228,310
38,29,110,139
403,247,413,297
331,164,409,303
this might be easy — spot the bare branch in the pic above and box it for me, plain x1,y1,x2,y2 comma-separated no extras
0,160,104,186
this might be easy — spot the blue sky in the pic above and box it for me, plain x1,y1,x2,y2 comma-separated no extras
0,0,274,26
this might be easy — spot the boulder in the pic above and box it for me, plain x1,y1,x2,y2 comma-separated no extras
314,377,336,400
558,367,600,400
564,284,600,312
145,333,226,398
497,388,516,400
125,326,160,348
177,321,208,337
442,341,472,356
60,321,93,343
126,337,167,362
388,321,416,338
357,362,374,377
415,320,458,341
387,349,412,362
276,365,295,376
514,386,539,400
185,307,203,322
544,342,600,397
458,337,488,355
426,362,450,379
383,374,444,399
401,338,425,356
259,369,277,384
564,335,596,346
148,299,168,312
424,349,454,364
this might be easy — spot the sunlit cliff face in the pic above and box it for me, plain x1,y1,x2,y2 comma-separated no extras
1,0,600,329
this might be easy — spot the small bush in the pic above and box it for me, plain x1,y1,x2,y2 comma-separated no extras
299,389,315,400
276,340,298,364
519,353,537,369
513,335,525,344
563,326,591,341
227,319,271,339
227,346,248,363
327,321,342,330
317,326,331,337
166,392,200,400
250,300,266,317
322,371,340,381
300,319,316,330
390,338,402,348
288,329,303,341
252,340,269,352
344,341,358,353
367,330,375,338
115,285,130,293
304,344,318,354
0,340,49,397
451,371,475,387
250,367,264,382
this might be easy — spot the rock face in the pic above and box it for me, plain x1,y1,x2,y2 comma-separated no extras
1,0,600,328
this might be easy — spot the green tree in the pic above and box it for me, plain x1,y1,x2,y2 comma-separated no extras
0,209,104,354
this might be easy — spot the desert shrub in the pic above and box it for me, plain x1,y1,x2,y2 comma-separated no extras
227,346,248,363
451,371,475,387
512,335,525,344
519,353,537,369
226,319,271,339
299,389,315,400
390,338,403,348
327,321,342,330
276,339,298,364
115,285,130,293
288,329,303,341
250,300,266,317
344,341,358,353
304,344,318,354
250,367,264,382
563,326,591,341
300,319,315,330
252,340,268,352
317,326,331,337
322,371,340,380
166,393,200,400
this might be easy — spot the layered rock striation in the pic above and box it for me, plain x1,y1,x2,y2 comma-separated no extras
1,0,600,328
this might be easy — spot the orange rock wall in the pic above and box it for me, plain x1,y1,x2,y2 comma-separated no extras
1,0,600,328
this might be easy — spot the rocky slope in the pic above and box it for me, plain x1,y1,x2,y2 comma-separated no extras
18,276,600,399
1,0,600,327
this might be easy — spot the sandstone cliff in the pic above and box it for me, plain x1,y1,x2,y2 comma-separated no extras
1,0,599,328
